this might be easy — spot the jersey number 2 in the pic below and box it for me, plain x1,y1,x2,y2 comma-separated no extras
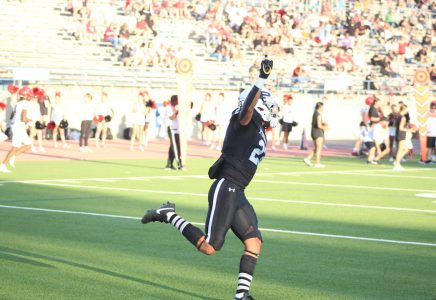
249,139,266,166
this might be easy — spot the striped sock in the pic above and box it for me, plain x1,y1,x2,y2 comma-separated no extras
167,212,204,247
235,255,258,298
167,212,189,233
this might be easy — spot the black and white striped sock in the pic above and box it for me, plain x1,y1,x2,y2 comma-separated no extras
167,212,189,232
235,254,258,298
166,212,204,247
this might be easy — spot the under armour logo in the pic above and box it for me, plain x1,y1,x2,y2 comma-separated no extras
228,187,235,192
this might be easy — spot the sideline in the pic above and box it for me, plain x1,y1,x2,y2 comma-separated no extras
0,204,435,248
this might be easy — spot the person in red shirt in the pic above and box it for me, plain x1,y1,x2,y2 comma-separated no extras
86,19,97,41
104,23,120,47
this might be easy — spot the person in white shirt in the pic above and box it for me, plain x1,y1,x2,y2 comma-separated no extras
280,94,295,150
426,101,436,163
142,90,154,149
130,91,147,151
50,91,70,149
28,94,45,153
352,97,372,156
165,95,183,170
94,91,114,148
210,92,229,151
199,92,216,146
79,93,95,153
363,117,390,164
0,87,34,173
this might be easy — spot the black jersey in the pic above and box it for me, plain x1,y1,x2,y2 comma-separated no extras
396,115,407,141
212,109,266,189
311,111,324,139
388,113,399,127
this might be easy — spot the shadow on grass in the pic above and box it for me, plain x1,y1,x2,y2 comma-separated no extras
0,246,219,300
0,250,55,269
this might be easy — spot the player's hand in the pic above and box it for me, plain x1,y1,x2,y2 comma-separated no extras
259,57,273,79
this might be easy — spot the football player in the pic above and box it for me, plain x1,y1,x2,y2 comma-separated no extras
141,57,277,300
0,87,34,173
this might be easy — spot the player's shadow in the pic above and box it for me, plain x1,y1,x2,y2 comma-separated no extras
0,250,55,269
0,246,219,300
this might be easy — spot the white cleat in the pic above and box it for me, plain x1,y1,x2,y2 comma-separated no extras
0,163,11,173
303,158,313,167
393,162,404,171
314,163,326,168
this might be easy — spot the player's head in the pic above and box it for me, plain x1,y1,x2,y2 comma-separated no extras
365,96,374,106
238,88,279,128
84,93,92,102
170,95,178,106
371,96,380,107
400,103,408,114
17,86,33,100
255,90,279,128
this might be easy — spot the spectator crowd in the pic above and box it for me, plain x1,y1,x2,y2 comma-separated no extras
63,0,435,94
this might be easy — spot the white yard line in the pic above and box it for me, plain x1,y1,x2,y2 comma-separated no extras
1,167,432,185
416,193,436,199
56,180,81,184
0,174,209,184
2,173,433,194
93,179,117,183
0,204,434,248
17,182,436,214
333,172,436,180
256,167,434,176
1,168,436,184
253,179,436,193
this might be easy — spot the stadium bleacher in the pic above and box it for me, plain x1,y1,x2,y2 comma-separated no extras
0,0,434,93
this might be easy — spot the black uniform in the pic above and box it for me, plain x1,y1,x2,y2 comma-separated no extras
311,111,324,140
396,115,407,141
205,96,265,250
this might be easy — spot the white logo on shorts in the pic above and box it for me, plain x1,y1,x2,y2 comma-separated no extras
228,187,235,192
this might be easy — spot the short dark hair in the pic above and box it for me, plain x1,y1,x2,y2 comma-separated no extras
315,102,324,111
170,95,178,106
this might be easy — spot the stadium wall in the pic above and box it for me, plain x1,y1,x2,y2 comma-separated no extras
2,85,415,141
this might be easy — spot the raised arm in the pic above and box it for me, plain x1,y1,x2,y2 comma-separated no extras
239,58,273,126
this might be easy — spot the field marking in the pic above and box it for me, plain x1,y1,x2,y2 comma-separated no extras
253,179,436,193
16,182,436,214
256,167,434,177
2,172,435,194
416,194,436,199
57,180,81,184
1,167,433,185
0,205,435,248
0,174,209,184
333,172,436,180
93,179,117,183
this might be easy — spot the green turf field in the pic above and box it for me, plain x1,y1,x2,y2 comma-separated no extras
1,157,435,300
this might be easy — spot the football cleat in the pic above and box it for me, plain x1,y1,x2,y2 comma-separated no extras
141,201,175,224
303,158,313,167
234,292,255,300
